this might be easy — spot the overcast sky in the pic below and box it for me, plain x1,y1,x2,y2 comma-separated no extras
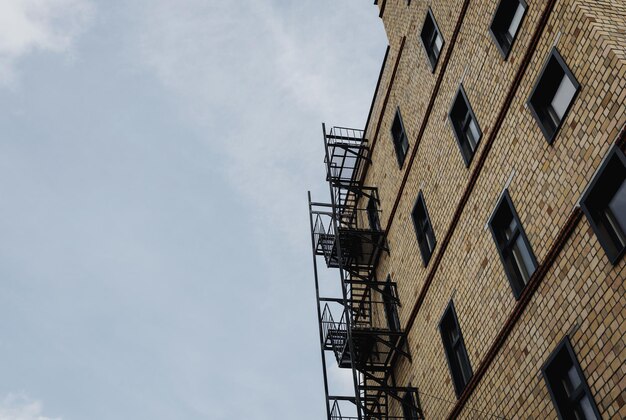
0,1,386,419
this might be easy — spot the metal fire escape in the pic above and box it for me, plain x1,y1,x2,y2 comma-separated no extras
308,125,425,419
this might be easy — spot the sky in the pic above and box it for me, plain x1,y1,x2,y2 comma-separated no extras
0,1,387,419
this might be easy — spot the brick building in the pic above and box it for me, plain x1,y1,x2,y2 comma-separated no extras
307,0,625,418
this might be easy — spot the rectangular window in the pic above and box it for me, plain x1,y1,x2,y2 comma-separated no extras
411,192,436,266
542,337,601,420
367,195,382,232
488,190,537,299
401,388,424,419
527,48,580,143
383,276,401,332
449,84,482,166
439,301,472,397
580,146,626,264
391,108,409,168
420,9,444,72
489,0,527,59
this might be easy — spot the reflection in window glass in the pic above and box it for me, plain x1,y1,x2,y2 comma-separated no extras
507,3,525,39
551,75,577,120
607,182,626,240
580,147,626,263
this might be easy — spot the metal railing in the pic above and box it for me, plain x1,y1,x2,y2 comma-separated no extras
324,126,368,186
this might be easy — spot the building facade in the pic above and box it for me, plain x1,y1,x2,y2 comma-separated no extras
308,0,625,419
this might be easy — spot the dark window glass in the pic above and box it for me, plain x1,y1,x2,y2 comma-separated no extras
489,0,527,59
411,192,436,266
439,301,472,397
401,389,423,420
488,190,537,298
449,85,482,166
367,196,382,232
383,276,400,332
391,108,409,167
527,48,580,143
542,337,601,420
420,9,444,71
580,146,626,264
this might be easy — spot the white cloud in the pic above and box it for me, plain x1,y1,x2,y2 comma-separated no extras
134,0,386,247
0,0,94,86
0,394,61,420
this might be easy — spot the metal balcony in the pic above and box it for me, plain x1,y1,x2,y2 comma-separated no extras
311,190,387,280
320,280,408,372
324,125,369,188
328,383,425,420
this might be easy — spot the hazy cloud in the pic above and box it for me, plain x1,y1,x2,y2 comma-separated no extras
135,0,385,246
0,394,61,420
0,0,94,85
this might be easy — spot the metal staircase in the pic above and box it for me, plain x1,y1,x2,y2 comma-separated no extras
308,124,425,419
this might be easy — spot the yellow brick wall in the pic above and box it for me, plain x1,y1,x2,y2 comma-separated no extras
361,0,626,417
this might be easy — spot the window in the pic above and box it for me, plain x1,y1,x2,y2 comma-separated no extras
488,190,537,299
489,0,528,59
401,388,424,420
449,84,482,166
527,48,580,143
383,276,400,332
391,108,409,167
542,337,601,420
420,9,444,71
439,301,472,397
367,195,382,232
580,146,626,264
411,192,436,266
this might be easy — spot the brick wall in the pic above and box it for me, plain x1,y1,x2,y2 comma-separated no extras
362,0,626,417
